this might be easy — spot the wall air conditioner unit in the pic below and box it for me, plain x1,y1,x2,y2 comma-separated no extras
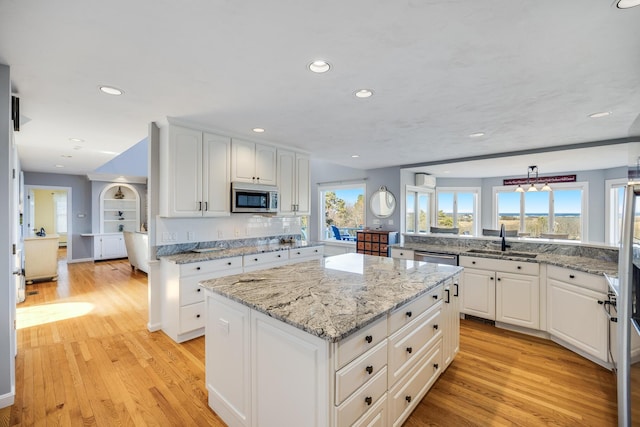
415,173,436,188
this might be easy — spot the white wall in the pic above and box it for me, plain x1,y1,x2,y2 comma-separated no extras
0,63,15,407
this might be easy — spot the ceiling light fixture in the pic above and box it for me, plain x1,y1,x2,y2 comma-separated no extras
99,85,124,96
469,132,485,138
308,60,331,73
355,89,373,98
588,111,612,118
73,146,82,150
69,138,84,143
55,164,65,168
351,154,360,158
617,0,640,8
514,165,552,193
252,128,265,133
61,154,72,158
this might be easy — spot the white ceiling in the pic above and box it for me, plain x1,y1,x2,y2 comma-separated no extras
1,0,639,176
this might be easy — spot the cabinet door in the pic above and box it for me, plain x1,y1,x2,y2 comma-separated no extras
231,139,256,183
442,278,460,367
496,272,539,329
168,126,203,216
254,143,277,185
277,149,296,215
206,293,251,427
100,235,126,259
547,278,608,361
460,268,495,320
295,153,310,215
203,133,231,216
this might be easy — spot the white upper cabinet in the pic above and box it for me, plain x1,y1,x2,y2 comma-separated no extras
161,125,231,217
231,139,277,185
277,149,310,215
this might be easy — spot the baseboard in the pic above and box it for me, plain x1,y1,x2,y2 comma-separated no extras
66,258,94,264
147,322,162,332
495,321,550,340
0,387,15,408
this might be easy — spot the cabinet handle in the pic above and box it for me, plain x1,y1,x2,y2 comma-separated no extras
405,396,412,403
204,201,208,211
406,347,413,354
598,300,604,305
196,267,201,271
433,363,439,370
406,311,412,318
196,314,201,318
569,274,575,279
517,266,521,270
365,396,373,406
254,258,258,262
490,276,494,280
365,335,373,344
400,252,404,256
277,254,281,258
227,262,232,266
454,283,459,297
472,261,476,264
199,201,202,211
197,288,201,292
433,324,439,330
497,277,501,281
365,365,373,375
432,295,438,300
297,251,301,255
445,289,450,304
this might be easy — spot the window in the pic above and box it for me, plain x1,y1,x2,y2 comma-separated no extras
54,192,67,234
435,188,480,235
405,186,433,234
494,182,588,240
606,178,627,245
319,183,365,243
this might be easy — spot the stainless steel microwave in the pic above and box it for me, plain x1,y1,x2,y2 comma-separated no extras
231,182,279,213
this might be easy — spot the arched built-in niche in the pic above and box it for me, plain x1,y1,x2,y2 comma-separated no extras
99,183,141,234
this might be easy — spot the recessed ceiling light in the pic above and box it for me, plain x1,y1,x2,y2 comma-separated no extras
73,146,82,150
351,154,360,158
308,60,331,73
469,132,485,138
617,0,640,8
54,164,64,168
99,85,124,96
355,89,373,98
69,138,84,143
589,111,612,118
252,128,265,133
61,155,72,158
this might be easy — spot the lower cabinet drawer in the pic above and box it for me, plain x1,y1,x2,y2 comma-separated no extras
179,302,205,334
336,340,388,405
388,286,442,335
336,366,387,427
389,342,442,427
388,305,442,387
352,393,387,427
180,276,206,306
337,317,387,369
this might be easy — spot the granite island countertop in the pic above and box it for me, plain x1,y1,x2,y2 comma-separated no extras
160,240,323,264
199,253,462,343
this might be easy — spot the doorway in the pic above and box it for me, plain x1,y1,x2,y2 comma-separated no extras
23,185,73,263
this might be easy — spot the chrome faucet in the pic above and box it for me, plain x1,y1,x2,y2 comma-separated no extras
499,224,510,251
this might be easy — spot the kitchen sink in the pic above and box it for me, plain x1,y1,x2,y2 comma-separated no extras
466,248,538,259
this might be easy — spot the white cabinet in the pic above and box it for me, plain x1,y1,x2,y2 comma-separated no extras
547,265,609,363
390,248,414,260
231,139,277,185
242,250,289,272
289,246,324,263
94,234,127,260
459,256,539,329
161,125,231,217
24,235,59,283
277,149,310,215
99,183,140,234
161,256,244,343
442,276,460,368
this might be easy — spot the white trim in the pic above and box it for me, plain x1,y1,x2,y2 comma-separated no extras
66,258,94,264
404,184,435,234
0,387,15,408
605,178,628,246
87,173,147,184
317,181,367,244
435,186,481,236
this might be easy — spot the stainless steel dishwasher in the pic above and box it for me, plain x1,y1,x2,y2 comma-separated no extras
413,251,458,266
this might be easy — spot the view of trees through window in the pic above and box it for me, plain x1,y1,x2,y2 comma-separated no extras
321,185,365,241
436,191,477,235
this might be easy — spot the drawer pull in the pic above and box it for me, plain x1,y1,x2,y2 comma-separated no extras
196,267,201,271
314,249,318,253
454,283,459,297
277,254,281,258
433,324,439,330
517,266,522,270
433,363,439,370
227,262,232,266
406,347,413,354
406,311,412,318
497,277,501,281
254,258,259,262
365,365,373,375
472,261,476,264
197,288,201,292
365,335,373,344
364,396,373,406
569,274,575,279
405,395,412,403
196,314,201,318
432,295,438,300
297,251,301,255
490,276,494,280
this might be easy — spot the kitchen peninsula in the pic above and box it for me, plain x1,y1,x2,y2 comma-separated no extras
200,253,462,427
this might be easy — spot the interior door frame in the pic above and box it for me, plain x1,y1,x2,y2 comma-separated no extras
24,184,73,263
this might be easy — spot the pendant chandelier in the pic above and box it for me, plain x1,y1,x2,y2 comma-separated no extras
515,166,552,193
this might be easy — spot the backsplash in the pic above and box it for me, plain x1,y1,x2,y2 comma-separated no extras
403,234,619,263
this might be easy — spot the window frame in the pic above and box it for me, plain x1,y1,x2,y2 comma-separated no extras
605,178,627,246
404,185,435,235
317,181,367,245
492,181,589,240
435,187,481,236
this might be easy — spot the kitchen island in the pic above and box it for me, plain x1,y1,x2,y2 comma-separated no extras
200,253,462,427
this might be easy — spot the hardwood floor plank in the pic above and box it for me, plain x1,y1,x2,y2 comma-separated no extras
9,258,618,426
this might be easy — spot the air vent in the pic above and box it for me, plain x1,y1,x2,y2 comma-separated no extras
415,173,436,188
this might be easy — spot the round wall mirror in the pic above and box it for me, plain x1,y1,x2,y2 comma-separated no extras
370,186,396,218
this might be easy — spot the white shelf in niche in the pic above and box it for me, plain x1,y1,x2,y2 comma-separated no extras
99,183,141,234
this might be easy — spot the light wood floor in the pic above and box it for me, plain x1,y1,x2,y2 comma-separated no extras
9,258,617,426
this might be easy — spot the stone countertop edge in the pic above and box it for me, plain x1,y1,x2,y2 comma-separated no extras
393,243,618,277
160,241,324,264
199,256,463,343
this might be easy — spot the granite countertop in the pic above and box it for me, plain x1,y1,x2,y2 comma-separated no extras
161,241,323,264
395,242,618,276
200,253,462,343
